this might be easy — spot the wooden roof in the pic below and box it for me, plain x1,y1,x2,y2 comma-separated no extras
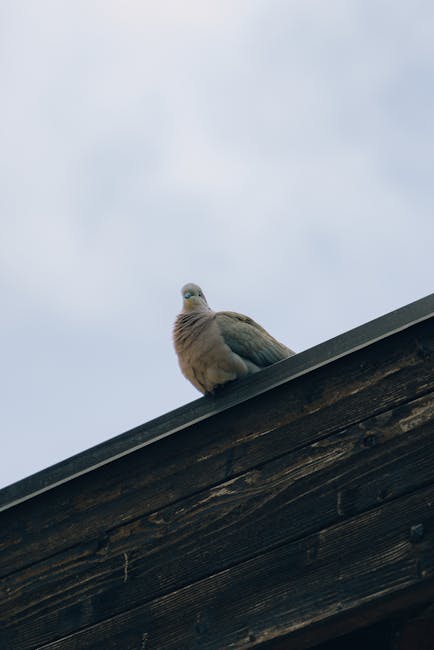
1,293,433,649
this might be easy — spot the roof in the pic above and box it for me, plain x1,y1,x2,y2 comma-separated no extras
1,292,433,513
1,293,434,649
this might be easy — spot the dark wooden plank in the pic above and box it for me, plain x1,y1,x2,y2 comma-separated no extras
1,393,433,649
2,295,432,514
0,321,432,579
264,586,434,650
17,484,434,649
394,604,434,650
37,619,149,650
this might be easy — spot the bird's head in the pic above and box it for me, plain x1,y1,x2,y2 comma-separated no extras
181,283,210,313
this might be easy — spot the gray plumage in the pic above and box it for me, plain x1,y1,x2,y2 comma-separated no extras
173,283,295,395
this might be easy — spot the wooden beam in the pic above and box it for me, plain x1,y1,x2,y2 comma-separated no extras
0,302,432,649
6,483,434,649
1,392,433,648
1,319,432,579
1,294,432,514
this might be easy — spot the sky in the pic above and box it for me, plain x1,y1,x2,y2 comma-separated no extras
1,1,433,489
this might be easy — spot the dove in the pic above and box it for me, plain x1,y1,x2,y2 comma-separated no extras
173,283,295,395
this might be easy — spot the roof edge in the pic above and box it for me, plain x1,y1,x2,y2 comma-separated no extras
1,293,433,513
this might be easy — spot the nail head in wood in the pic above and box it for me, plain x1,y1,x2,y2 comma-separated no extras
410,523,425,542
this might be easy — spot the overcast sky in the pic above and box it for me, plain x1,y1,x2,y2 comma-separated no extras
1,1,433,489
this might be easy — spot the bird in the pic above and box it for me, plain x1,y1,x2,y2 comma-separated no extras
173,283,294,395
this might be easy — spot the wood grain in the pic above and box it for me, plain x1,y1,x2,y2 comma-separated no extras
3,293,431,515
0,318,432,649
1,393,433,649
0,321,432,579
21,484,434,649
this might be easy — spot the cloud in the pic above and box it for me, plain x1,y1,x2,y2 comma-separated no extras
0,0,433,485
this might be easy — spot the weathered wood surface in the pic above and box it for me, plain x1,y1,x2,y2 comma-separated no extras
0,313,433,649
1,392,434,649
7,484,434,650
1,321,432,578
2,293,431,514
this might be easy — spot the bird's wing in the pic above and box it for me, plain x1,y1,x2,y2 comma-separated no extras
216,311,294,367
